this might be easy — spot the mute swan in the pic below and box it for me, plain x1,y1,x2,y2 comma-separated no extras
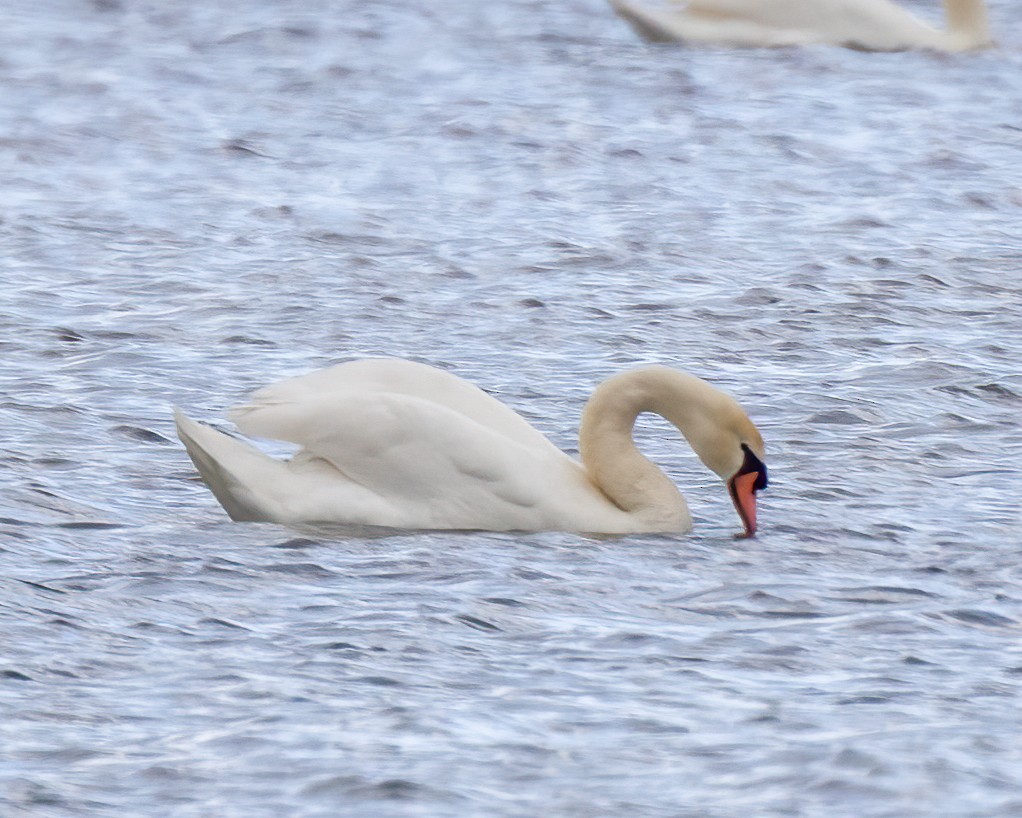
174,359,768,536
609,0,991,51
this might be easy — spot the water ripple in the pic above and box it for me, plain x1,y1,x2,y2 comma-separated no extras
2,1,1022,816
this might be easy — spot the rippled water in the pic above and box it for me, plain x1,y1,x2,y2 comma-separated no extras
3,1,1022,815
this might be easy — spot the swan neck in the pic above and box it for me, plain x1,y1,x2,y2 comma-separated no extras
577,368,704,524
944,0,989,45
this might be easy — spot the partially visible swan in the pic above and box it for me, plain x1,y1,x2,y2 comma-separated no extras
174,359,768,536
609,0,991,51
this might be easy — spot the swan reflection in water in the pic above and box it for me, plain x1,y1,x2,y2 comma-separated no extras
175,359,768,536
610,0,991,52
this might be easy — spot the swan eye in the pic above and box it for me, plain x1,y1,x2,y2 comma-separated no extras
738,443,768,491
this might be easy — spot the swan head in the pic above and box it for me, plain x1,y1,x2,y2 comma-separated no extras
727,442,768,539
689,409,767,539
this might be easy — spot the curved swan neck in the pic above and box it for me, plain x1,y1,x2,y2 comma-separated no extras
577,368,687,521
945,0,989,46
577,366,756,526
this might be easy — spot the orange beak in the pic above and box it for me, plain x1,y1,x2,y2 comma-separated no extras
728,470,761,538
728,444,768,538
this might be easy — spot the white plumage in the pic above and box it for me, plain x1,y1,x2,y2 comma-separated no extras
610,0,991,51
175,359,768,535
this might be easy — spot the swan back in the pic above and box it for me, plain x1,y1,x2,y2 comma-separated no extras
230,358,558,455
613,0,991,51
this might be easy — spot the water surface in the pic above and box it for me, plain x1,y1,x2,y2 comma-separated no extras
2,1,1022,815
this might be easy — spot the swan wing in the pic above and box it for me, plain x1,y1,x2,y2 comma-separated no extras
231,358,558,455
611,0,815,46
227,391,616,530
179,359,656,531
685,0,929,30
616,0,950,50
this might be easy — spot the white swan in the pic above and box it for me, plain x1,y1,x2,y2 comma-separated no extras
609,0,991,51
174,359,768,535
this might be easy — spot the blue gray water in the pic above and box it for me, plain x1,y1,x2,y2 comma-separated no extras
3,1,1022,815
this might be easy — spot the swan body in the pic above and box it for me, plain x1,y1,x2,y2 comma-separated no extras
174,359,768,535
610,0,991,51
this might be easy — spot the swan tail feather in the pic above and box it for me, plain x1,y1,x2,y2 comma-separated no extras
174,408,286,522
